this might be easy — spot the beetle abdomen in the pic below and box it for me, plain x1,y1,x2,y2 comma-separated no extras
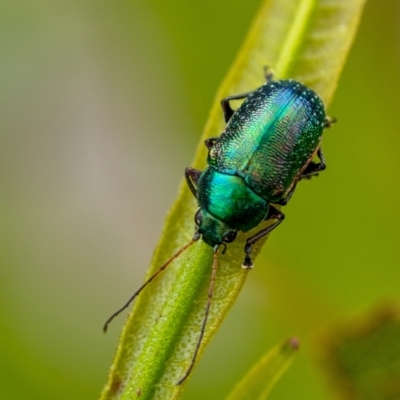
208,80,326,202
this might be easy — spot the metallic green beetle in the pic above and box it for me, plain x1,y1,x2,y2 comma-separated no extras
104,69,334,385
186,69,333,268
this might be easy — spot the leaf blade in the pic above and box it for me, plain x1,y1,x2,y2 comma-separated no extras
225,338,300,400
100,1,366,399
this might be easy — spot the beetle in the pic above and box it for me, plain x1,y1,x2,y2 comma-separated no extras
104,68,334,385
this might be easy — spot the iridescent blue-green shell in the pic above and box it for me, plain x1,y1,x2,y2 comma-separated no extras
208,80,325,202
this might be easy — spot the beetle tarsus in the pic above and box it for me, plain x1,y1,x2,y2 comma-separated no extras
242,244,254,269
324,115,337,128
264,66,275,82
242,255,254,270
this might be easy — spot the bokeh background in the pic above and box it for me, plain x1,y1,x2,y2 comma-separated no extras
1,1,399,399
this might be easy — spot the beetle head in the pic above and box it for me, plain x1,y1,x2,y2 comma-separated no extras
195,209,237,247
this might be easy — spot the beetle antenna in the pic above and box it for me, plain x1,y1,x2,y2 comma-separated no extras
176,244,219,385
103,232,201,333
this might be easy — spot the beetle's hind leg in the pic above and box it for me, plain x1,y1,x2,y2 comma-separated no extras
324,116,337,128
300,147,326,180
263,66,275,82
221,66,275,123
185,167,202,198
204,137,217,150
242,206,285,269
273,147,327,205
221,91,253,123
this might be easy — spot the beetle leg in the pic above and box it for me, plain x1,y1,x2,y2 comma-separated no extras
185,167,202,198
263,66,275,82
204,137,217,150
221,66,276,123
221,91,253,123
242,206,285,269
324,116,337,128
276,147,326,204
300,147,326,180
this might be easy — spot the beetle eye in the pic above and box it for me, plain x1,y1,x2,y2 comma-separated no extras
223,230,237,243
194,210,202,226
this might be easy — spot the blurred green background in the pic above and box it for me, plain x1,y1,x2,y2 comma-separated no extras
1,1,399,399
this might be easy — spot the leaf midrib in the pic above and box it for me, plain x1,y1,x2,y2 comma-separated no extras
276,0,318,78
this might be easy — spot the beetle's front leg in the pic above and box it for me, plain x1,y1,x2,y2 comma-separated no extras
185,167,202,198
242,206,285,269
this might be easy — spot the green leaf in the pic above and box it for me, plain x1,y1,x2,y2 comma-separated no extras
100,1,366,399
225,337,299,400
